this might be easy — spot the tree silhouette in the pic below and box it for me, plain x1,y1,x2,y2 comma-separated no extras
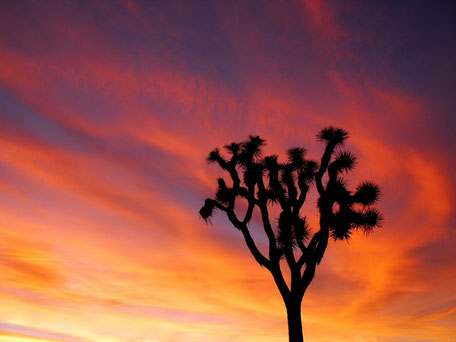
199,127,382,342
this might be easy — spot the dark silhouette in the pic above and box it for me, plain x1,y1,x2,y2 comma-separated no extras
199,127,382,342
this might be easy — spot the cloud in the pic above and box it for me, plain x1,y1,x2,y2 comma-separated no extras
0,322,92,342
0,1,454,341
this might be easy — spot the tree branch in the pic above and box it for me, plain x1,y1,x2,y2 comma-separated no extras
315,143,334,195
268,165,289,211
283,166,297,207
299,259,316,297
214,195,270,269
239,224,271,269
242,185,256,225
295,176,309,211
270,264,290,300
256,177,280,261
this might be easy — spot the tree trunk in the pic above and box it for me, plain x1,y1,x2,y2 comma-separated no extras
286,300,304,342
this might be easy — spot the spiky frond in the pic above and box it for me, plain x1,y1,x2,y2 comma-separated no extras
280,164,295,184
215,178,232,204
207,148,221,163
277,232,295,255
277,212,296,250
317,126,349,145
306,160,319,174
330,209,355,241
329,151,357,174
246,135,266,155
326,177,351,202
224,142,241,155
331,205,382,240
264,154,279,170
199,199,218,224
353,208,383,233
277,226,295,250
294,216,310,243
207,148,229,170
263,188,280,204
364,207,383,227
239,135,266,165
330,222,352,241
353,181,380,205
298,160,318,186
287,147,307,168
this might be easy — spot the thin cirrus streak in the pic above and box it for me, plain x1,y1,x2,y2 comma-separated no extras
0,0,455,341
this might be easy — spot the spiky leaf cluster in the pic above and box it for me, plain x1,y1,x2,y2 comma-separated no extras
200,135,320,250
329,151,357,174
238,135,266,166
287,147,307,169
200,126,382,247
199,199,217,224
325,180,381,241
353,181,380,205
215,178,232,204
317,126,349,145
277,212,310,255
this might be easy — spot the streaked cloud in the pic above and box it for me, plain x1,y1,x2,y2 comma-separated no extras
0,0,454,341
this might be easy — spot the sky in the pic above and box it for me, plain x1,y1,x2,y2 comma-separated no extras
0,0,455,341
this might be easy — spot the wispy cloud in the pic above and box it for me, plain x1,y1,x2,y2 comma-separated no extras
0,0,454,341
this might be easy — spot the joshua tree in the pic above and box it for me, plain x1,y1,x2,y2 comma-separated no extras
199,127,382,342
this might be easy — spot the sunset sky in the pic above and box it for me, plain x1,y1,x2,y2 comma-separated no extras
0,0,455,341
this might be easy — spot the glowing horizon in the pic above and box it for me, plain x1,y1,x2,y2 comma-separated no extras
0,1,455,341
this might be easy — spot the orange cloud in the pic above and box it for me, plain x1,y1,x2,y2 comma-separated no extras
0,1,454,341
